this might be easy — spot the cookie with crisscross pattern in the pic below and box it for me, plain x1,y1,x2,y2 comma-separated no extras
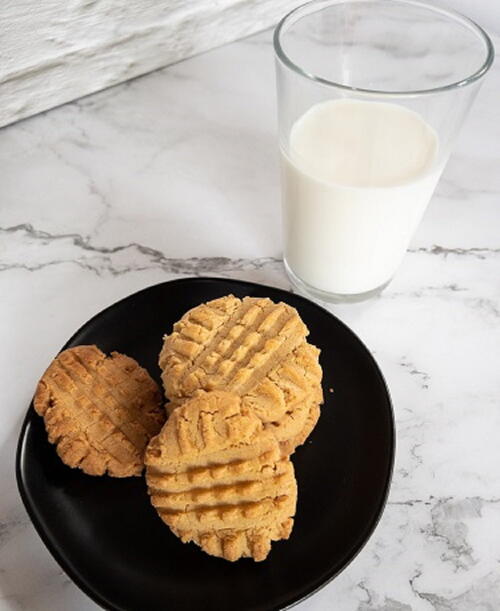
145,391,297,561
159,296,323,454
34,345,165,477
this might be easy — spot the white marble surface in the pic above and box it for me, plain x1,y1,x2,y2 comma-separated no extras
1,26,500,611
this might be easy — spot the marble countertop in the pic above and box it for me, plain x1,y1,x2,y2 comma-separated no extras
1,26,500,611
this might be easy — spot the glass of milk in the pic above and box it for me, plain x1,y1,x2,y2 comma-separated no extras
274,0,493,302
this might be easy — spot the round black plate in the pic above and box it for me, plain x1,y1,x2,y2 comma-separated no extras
16,277,394,611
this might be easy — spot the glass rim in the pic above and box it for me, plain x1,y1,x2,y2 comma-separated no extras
274,0,495,97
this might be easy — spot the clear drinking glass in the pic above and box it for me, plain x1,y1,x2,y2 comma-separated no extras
274,0,494,302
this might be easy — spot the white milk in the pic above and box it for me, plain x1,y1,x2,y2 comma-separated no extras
281,99,442,296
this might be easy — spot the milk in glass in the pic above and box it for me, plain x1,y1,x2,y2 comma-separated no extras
281,99,442,296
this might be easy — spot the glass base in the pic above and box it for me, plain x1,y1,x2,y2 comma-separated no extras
284,259,391,304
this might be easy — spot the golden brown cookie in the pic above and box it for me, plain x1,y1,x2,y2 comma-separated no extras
145,391,297,562
34,345,165,477
159,296,323,454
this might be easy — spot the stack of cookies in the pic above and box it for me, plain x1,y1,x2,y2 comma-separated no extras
34,295,323,562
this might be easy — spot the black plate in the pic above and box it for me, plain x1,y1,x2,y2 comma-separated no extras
16,277,394,611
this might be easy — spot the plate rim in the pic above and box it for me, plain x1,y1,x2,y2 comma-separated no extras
16,276,395,611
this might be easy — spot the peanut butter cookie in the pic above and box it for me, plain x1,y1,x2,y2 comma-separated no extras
145,391,297,561
34,345,165,477
159,296,323,454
